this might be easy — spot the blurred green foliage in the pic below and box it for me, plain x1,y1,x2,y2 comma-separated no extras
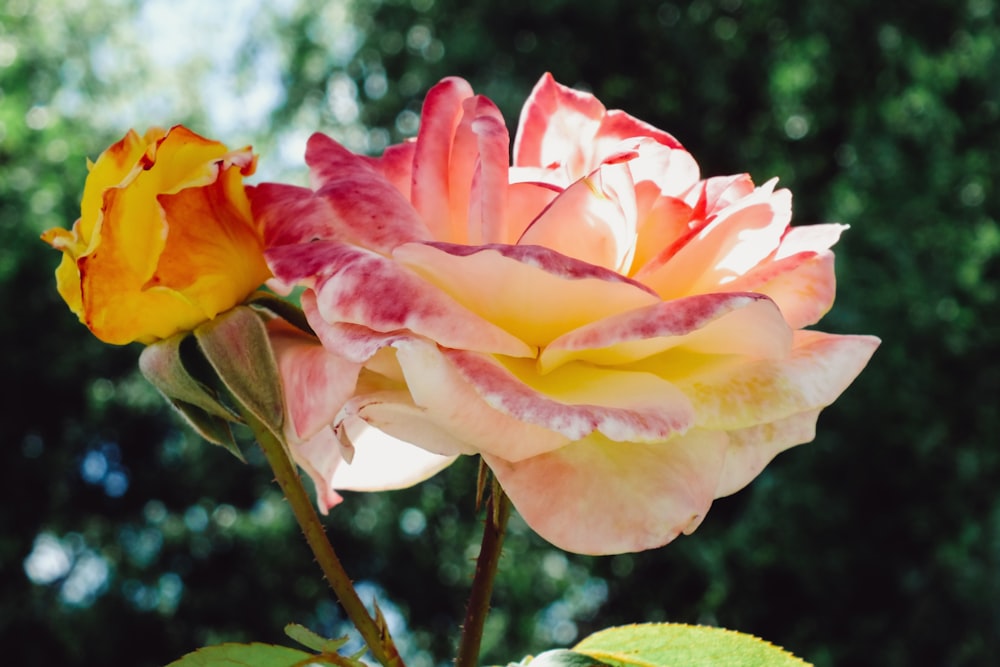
2,0,999,666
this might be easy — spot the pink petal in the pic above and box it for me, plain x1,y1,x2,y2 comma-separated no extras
683,173,756,218
445,348,695,447
392,242,659,347
714,408,821,497
410,77,476,240
617,139,700,201
631,195,695,274
466,103,511,245
366,140,416,200
270,242,534,358
485,428,729,554
637,180,793,299
304,133,432,252
540,292,791,372
513,73,682,183
289,427,345,513
723,250,837,329
518,161,638,272
673,330,880,430
503,181,561,243
267,318,361,441
514,72,606,175
596,109,684,151
251,182,341,248
775,223,848,259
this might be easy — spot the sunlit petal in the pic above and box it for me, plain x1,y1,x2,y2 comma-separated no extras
486,429,728,554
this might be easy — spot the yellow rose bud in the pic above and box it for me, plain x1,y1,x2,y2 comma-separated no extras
42,125,271,345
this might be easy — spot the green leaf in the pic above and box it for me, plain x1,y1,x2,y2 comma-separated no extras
519,649,615,667
573,623,812,667
163,642,324,667
195,306,286,440
284,623,349,654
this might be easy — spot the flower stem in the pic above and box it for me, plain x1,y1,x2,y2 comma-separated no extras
456,476,512,667
242,409,404,667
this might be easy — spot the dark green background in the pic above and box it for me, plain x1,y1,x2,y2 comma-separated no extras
3,1,998,665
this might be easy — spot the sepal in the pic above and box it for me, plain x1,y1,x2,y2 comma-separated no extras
194,306,286,442
249,290,315,335
139,306,289,459
139,331,244,459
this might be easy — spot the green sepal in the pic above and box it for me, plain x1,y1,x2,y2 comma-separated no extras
139,332,244,460
573,623,812,667
169,399,243,462
194,306,285,441
163,641,331,667
284,623,349,655
249,290,315,336
139,332,238,421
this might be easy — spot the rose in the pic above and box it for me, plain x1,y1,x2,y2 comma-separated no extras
42,125,271,345
255,74,879,555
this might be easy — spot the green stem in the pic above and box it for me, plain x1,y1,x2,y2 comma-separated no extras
242,409,404,667
456,480,512,667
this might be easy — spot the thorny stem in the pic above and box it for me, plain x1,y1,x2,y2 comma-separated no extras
242,408,405,667
456,474,512,667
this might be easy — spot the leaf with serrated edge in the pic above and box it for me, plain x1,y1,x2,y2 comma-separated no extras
195,307,285,439
524,649,615,667
574,623,811,667
163,642,327,667
284,623,349,654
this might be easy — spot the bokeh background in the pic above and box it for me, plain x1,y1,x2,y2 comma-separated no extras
3,0,998,665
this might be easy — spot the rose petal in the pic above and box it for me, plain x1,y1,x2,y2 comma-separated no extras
337,388,481,458
289,427,346,513
410,77,476,240
620,139,701,201
485,428,729,554
393,242,659,347
391,341,571,460
723,250,837,329
775,223,848,259
514,72,607,177
331,417,458,491
672,330,881,430
268,241,535,358
304,133,432,252
514,73,682,182
714,408,821,497
466,104,511,245
518,161,638,273
366,140,416,200
446,348,695,446
637,180,793,299
540,292,791,372
503,180,562,243
267,318,361,441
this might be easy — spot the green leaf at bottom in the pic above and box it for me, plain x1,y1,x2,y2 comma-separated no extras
164,642,319,667
573,623,811,667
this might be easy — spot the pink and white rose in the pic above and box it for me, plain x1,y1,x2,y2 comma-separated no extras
253,73,879,555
